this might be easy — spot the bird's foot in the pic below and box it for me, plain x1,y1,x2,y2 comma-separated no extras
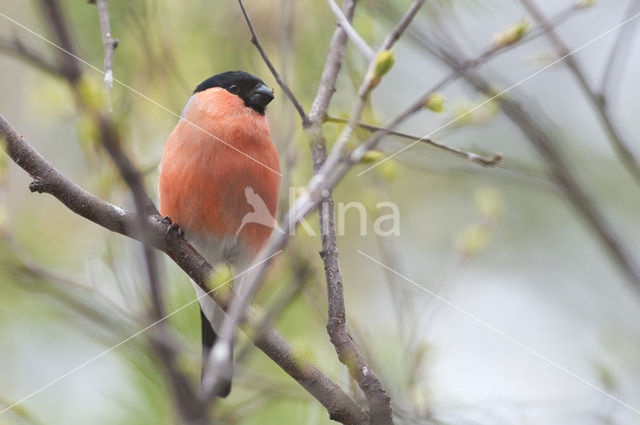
163,216,184,238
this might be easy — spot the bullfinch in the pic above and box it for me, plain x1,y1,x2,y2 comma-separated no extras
158,71,281,396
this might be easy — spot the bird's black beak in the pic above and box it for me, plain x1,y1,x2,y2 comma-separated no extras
248,84,274,114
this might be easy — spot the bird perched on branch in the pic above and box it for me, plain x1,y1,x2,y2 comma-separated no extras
158,71,280,397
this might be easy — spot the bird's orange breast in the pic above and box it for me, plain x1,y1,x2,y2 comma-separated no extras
158,88,280,259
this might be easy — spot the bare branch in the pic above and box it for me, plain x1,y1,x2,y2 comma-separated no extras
308,2,436,424
415,29,640,293
599,0,640,100
325,0,375,60
331,0,427,170
238,0,311,127
90,0,119,107
36,0,82,82
95,116,210,421
379,0,425,50
0,114,369,425
308,0,358,125
39,0,206,419
519,0,640,187
348,1,597,176
0,36,63,77
227,4,394,424
325,115,502,167
402,1,583,74
235,266,309,366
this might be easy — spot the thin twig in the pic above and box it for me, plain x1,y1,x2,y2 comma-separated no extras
325,115,502,167
325,0,375,60
349,1,594,176
308,0,358,125
277,0,299,220
3,5,368,420
599,0,640,100
235,271,308,366
99,116,210,423
0,36,63,77
238,0,311,127
36,0,82,82
519,0,640,187
90,0,119,108
379,0,425,50
203,0,397,417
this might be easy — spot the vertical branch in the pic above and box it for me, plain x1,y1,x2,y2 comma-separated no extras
307,2,425,423
307,2,416,424
89,0,119,108
236,1,398,423
277,0,298,221
238,0,310,127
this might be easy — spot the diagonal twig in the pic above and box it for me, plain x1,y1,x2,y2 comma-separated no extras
325,115,502,167
519,0,640,187
599,0,640,100
0,35,63,77
35,0,82,82
325,0,375,60
238,0,311,127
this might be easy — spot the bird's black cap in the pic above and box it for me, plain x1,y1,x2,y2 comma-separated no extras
194,71,274,115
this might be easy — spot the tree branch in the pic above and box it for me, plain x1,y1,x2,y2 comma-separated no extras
308,0,395,421
325,115,502,167
36,0,82,82
417,30,640,294
379,0,425,50
238,0,311,127
325,0,375,60
599,0,640,101
45,1,208,419
213,2,398,422
0,114,368,425
89,0,119,107
307,2,433,424
0,36,63,77
519,0,640,187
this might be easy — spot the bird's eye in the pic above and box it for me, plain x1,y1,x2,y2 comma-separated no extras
229,84,237,91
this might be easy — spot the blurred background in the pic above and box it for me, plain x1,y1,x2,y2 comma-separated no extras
1,0,640,424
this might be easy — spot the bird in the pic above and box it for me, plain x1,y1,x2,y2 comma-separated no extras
158,70,281,397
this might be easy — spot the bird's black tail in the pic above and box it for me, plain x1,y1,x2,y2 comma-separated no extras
200,307,232,397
